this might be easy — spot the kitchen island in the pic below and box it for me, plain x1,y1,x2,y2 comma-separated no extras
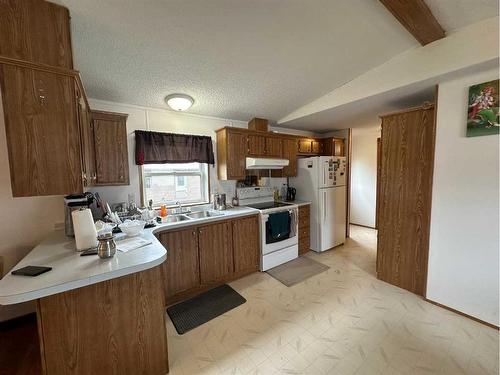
0,206,259,375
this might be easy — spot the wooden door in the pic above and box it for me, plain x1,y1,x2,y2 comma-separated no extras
91,111,129,185
232,216,260,274
298,139,312,153
248,134,266,156
75,85,95,187
0,65,83,196
198,221,234,284
226,131,247,179
265,137,283,157
377,105,436,296
0,0,73,69
159,228,200,301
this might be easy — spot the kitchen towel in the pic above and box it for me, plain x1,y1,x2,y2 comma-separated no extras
72,208,98,251
267,211,290,240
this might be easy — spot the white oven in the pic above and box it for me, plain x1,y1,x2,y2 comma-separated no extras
259,207,298,271
237,186,299,271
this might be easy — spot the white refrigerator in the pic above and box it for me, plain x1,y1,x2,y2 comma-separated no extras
292,156,346,252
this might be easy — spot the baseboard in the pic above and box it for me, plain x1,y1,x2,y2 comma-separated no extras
424,298,499,330
349,222,376,230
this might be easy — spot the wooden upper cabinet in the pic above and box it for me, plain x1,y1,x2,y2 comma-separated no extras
0,65,83,196
90,110,129,186
273,138,297,177
159,228,200,301
312,140,322,154
198,221,234,284
298,138,313,153
232,216,260,274
322,137,345,156
0,0,73,69
248,134,266,156
216,128,247,180
265,137,283,157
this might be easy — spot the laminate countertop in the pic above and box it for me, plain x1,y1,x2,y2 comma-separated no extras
0,206,258,305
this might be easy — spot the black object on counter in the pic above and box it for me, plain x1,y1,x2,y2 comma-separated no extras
11,266,52,277
80,248,98,256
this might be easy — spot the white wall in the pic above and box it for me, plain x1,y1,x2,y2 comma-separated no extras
427,67,499,326
350,126,380,227
88,99,316,207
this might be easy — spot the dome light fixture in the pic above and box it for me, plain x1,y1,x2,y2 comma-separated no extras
165,94,194,111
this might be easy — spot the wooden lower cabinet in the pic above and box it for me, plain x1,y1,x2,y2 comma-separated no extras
158,215,260,305
159,228,200,300
199,221,234,284
298,205,311,255
232,216,260,274
36,266,169,375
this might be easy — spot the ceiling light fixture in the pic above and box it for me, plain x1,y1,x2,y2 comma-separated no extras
165,94,194,111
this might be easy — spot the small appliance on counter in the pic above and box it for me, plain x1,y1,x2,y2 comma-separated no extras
213,193,227,210
64,193,94,237
286,187,297,201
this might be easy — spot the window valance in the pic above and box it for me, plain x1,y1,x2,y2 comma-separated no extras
135,130,215,165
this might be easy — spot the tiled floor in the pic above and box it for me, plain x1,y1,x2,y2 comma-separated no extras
166,225,499,375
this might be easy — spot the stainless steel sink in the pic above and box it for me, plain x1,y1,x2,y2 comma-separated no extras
186,210,224,219
162,215,191,223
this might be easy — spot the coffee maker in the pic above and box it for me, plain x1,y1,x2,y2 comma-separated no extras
64,193,94,236
286,187,296,201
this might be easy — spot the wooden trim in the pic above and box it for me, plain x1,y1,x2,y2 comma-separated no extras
378,0,445,46
0,55,78,77
423,86,439,299
380,102,435,118
424,298,499,330
350,223,376,230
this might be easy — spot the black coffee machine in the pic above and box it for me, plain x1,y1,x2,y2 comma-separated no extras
286,186,296,201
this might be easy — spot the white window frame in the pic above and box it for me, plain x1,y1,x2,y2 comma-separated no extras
140,163,210,208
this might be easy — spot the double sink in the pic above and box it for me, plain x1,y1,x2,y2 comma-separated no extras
161,209,224,223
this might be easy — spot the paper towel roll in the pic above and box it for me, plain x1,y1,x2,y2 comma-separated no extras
72,208,98,251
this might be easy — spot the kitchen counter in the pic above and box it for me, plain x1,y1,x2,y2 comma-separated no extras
0,206,258,305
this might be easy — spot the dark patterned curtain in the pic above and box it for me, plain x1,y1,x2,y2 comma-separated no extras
135,130,215,165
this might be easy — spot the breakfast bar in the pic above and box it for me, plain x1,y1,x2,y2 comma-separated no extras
0,230,169,375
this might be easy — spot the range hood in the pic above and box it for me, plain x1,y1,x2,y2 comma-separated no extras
246,157,289,170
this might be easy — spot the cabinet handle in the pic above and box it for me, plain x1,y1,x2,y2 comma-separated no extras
192,231,196,236
93,173,97,181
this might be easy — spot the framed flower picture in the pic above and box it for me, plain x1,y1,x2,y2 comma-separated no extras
466,79,499,137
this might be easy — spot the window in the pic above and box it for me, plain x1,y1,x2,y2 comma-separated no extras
142,163,209,207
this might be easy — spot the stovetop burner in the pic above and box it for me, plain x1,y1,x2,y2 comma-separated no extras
245,201,293,210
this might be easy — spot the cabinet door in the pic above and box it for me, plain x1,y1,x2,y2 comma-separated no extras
298,139,312,153
312,140,321,154
333,138,345,156
0,65,83,196
199,222,234,284
91,111,129,185
232,216,260,274
226,131,247,179
282,139,298,177
265,137,283,157
75,86,95,187
248,135,266,156
0,0,73,69
159,228,200,301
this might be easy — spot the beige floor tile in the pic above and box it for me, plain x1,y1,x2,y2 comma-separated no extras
166,225,499,375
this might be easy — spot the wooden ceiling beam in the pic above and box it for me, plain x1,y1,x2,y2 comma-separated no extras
379,0,445,45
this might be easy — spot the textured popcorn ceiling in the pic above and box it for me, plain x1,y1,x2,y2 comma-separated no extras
55,0,497,124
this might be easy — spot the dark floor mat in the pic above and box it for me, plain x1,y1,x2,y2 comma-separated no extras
166,284,246,335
